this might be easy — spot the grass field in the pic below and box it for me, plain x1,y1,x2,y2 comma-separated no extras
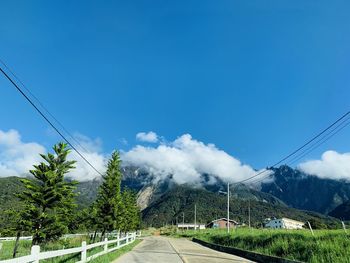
0,236,140,262
165,228,350,263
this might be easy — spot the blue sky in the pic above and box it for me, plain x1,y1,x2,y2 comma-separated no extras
0,0,349,173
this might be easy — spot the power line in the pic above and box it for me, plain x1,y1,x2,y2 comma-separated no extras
286,116,350,165
246,118,350,185
0,65,104,177
0,59,90,154
235,110,350,185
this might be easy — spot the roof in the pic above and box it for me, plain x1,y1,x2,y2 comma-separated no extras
208,218,238,224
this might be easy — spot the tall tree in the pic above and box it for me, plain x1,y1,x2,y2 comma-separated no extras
121,188,141,232
17,142,77,245
95,151,123,237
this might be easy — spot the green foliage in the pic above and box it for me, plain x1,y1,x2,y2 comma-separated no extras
93,152,141,235
17,142,77,245
121,188,141,232
142,185,341,229
171,228,350,263
94,151,124,233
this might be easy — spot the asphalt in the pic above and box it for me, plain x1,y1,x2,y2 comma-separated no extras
114,236,255,263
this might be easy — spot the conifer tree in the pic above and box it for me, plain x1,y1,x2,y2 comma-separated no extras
17,142,77,245
95,151,123,238
121,188,140,232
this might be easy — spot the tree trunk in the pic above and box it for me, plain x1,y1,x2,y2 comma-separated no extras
100,229,106,242
12,231,21,258
92,229,97,243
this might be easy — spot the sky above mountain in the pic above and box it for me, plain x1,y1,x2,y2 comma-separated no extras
0,1,350,181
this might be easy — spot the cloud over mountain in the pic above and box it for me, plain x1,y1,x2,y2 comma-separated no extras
122,133,266,185
298,150,350,180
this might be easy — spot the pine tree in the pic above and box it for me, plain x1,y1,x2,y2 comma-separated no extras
95,151,123,238
17,142,77,245
121,188,141,232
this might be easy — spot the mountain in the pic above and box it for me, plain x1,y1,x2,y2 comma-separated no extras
260,165,350,214
1,164,347,230
142,185,339,228
328,200,350,220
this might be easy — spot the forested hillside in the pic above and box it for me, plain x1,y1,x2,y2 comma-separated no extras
261,165,350,214
142,185,340,228
329,200,350,220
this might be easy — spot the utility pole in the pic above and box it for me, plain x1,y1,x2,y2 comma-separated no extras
227,182,230,233
248,200,251,229
194,204,197,231
182,212,185,231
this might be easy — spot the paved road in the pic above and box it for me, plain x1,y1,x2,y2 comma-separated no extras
114,236,255,263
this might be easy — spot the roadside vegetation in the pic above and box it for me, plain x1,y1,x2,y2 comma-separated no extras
164,228,350,263
0,236,142,262
0,143,141,260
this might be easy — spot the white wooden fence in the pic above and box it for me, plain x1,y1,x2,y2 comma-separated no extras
0,232,140,263
0,234,86,242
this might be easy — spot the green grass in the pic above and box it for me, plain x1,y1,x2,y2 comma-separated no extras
0,236,141,263
165,228,350,263
90,239,141,263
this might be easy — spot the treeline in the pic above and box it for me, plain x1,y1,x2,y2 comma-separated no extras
3,143,140,257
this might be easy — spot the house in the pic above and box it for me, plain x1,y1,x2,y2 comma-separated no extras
264,217,304,229
177,223,206,230
206,218,239,229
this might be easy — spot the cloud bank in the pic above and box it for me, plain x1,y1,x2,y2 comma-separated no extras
68,133,107,181
0,129,45,177
136,131,159,143
5,129,349,185
298,150,350,181
0,129,106,181
122,134,265,184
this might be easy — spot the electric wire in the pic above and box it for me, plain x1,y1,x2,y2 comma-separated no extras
247,118,350,185
0,65,103,176
235,111,350,185
0,59,90,154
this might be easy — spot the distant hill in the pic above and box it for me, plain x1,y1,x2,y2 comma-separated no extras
260,165,350,214
1,164,346,230
328,200,350,220
142,185,339,228
0,176,25,209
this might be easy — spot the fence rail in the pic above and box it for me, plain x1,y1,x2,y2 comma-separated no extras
0,231,140,263
0,234,87,242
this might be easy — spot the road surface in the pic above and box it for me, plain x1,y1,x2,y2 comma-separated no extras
114,236,255,263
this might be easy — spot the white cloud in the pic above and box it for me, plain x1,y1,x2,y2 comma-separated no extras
136,131,159,143
122,133,267,185
298,150,350,180
0,129,45,177
0,129,106,181
68,134,107,181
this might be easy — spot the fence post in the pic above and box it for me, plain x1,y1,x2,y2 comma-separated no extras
81,241,87,262
307,221,315,236
104,237,108,253
117,233,120,248
31,245,40,263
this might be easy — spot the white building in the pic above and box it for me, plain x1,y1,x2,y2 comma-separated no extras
264,217,304,229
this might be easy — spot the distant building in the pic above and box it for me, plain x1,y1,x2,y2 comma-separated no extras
264,217,304,229
177,223,206,230
206,218,239,229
